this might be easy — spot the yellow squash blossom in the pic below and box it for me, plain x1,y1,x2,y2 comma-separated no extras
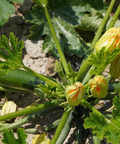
95,27,120,53
66,82,84,106
89,75,108,98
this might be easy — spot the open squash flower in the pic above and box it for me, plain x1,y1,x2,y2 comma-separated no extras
95,27,120,53
89,75,108,98
1,101,17,116
109,54,120,78
65,82,84,106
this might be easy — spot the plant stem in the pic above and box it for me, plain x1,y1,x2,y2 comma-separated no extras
80,99,110,123
77,0,116,82
0,100,60,122
25,128,38,134
43,7,69,76
0,84,33,93
23,65,61,89
80,99,101,114
107,4,120,30
44,119,60,132
0,106,61,132
51,108,71,144
82,66,95,84
106,105,115,112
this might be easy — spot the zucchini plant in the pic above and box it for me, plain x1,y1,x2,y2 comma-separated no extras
0,0,120,143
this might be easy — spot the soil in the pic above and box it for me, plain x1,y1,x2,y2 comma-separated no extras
0,0,119,143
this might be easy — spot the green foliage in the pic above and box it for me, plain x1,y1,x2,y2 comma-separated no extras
112,96,120,118
88,47,120,75
84,96,120,144
77,10,120,32
25,0,109,57
2,128,27,144
0,33,24,72
26,2,97,57
77,11,103,32
9,0,24,3
37,82,65,99
54,60,68,86
0,0,24,27
67,63,78,82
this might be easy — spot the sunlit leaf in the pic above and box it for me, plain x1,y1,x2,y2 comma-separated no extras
2,128,27,144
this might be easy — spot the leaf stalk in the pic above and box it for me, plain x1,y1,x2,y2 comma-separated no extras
0,100,60,122
43,7,69,76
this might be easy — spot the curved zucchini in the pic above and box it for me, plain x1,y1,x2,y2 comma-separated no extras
0,69,45,91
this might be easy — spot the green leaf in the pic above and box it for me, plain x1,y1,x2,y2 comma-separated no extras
44,17,88,57
0,0,14,26
112,96,120,119
88,47,120,75
66,63,78,82
0,0,24,27
68,0,107,13
2,128,27,144
84,96,120,144
0,33,24,72
16,128,28,144
77,10,120,32
77,11,103,32
84,112,120,144
25,3,91,57
9,0,24,4
25,0,108,57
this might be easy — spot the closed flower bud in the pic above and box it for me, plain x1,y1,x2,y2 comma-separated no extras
95,27,120,53
89,75,108,98
65,82,84,106
109,54,120,78
1,101,17,116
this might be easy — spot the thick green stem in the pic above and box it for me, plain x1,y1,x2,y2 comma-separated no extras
107,4,120,30
0,106,61,132
43,7,69,76
82,66,95,84
54,60,68,86
0,100,60,122
51,108,71,144
80,99,109,122
77,0,116,82
23,65,61,89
